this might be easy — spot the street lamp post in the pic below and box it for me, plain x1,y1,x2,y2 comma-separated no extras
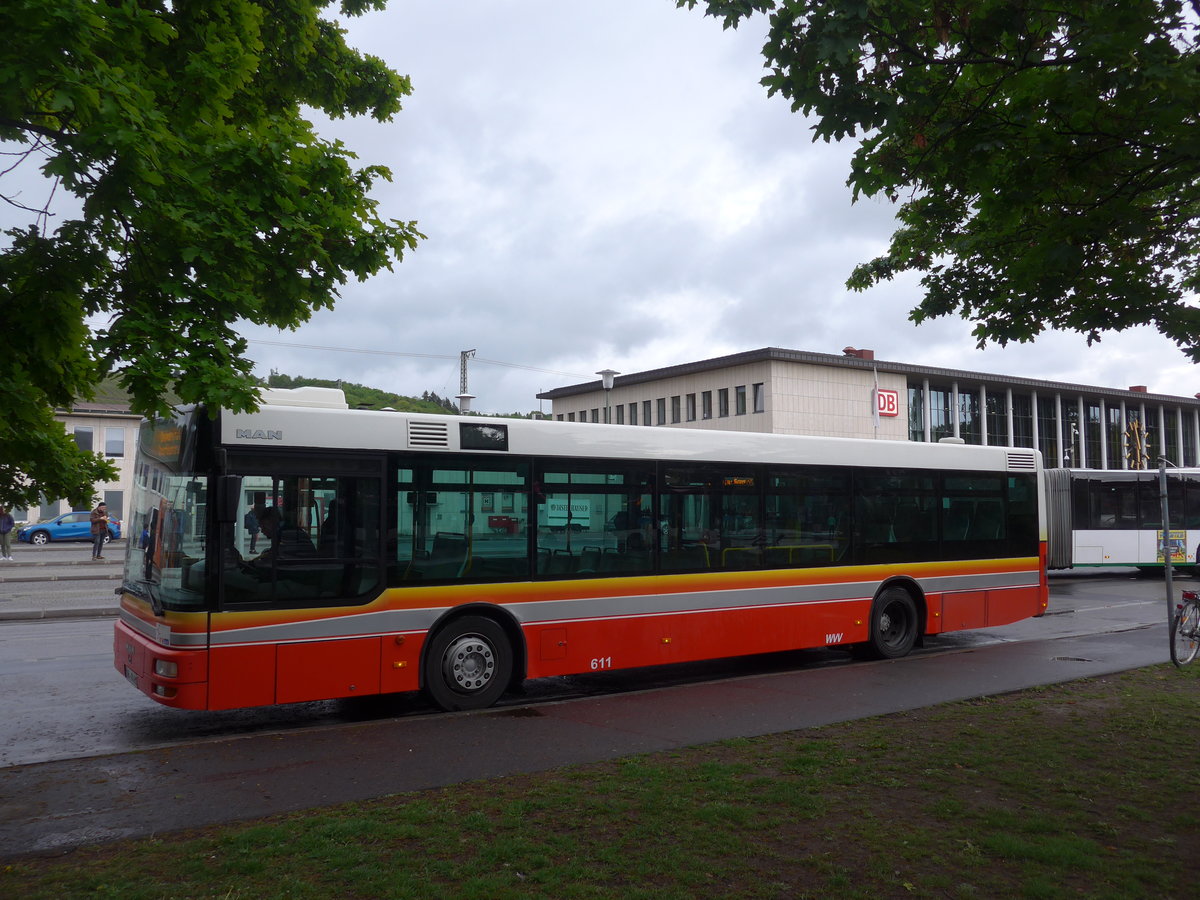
596,369,619,424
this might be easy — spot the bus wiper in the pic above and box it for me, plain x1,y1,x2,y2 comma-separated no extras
122,579,164,616
120,580,149,600
146,581,163,616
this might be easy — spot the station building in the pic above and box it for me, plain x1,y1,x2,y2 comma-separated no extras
536,346,1200,469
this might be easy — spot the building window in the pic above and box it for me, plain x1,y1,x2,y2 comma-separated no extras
986,392,1008,446
630,403,639,426
1185,411,1198,467
1124,411,1152,468
568,412,576,422
1084,402,1102,468
1063,403,1080,467
908,385,925,441
718,389,729,418
105,427,125,458
1012,394,1034,448
556,414,563,421
735,385,747,415
1106,406,1123,466
643,400,652,426
73,426,94,453
591,409,599,423
671,396,681,424
686,393,697,421
702,391,713,420
1037,396,1059,466
656,398,667,425
1164,407,1180,465
615,405,624,425
103,491,124,522
752,383,765,414
959,390,981,444
929,388,952,441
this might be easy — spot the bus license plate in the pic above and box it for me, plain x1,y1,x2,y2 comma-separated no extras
124,666,138,689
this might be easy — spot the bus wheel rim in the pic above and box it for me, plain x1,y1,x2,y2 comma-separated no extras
879,602,909,648
443,635,496,692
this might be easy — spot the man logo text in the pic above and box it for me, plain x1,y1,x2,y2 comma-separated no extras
236,429,283,441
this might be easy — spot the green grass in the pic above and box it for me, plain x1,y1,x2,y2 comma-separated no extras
4,664,1200,899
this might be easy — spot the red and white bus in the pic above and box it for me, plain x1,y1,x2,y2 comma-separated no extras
115,387,1048,711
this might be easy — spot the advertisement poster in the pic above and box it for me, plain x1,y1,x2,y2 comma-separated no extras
1157,530,1187,564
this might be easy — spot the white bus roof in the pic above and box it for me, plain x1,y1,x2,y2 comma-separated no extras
222,390,1041,473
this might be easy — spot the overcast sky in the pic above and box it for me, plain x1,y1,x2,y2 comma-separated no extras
22,1,1200,413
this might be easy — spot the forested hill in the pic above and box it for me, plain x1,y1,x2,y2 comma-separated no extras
265,373,539,419
266,373,458,414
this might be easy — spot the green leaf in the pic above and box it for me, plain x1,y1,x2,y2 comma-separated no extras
0,0,422,505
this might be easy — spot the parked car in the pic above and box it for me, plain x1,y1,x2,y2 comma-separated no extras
17,511,122,545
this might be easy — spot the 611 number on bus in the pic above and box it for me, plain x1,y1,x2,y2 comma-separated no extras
590,657,613,670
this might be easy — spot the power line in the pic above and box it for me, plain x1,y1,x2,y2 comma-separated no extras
246,339,591,380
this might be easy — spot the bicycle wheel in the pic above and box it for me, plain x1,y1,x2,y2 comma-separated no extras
1170,601,1200,667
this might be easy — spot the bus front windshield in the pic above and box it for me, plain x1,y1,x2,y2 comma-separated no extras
122,417,210,612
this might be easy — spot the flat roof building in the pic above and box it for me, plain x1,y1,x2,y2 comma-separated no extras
11,400,140,527
536,347,1200,469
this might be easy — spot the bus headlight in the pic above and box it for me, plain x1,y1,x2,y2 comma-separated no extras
154,660,178,678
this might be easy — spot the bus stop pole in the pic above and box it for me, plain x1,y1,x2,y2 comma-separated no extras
1159,457,1175,623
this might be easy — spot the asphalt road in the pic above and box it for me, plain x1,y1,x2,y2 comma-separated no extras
0,565,1179,859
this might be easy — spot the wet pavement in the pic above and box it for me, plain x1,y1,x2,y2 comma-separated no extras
0,624,1168,858
0,560,1181,859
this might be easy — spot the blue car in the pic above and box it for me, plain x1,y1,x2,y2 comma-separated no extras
18,511,122,546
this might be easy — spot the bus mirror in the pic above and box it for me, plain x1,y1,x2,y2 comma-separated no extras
216,475,243,524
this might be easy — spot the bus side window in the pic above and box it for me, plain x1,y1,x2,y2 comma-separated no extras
534,460,654,578
226,473,381,606
394,458,530,584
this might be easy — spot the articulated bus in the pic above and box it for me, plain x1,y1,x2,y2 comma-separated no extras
1045,468,1200,571
115,387,1049,712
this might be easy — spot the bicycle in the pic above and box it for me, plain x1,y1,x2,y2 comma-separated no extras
1171,589,1200,667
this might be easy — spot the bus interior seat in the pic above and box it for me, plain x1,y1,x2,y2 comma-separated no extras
661,545,710,570
577,547,603,573
535,549,576,576
970,500,1004,539
722,546,761,569
943,500,972,541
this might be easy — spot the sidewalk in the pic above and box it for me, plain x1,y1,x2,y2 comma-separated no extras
0,543,125,620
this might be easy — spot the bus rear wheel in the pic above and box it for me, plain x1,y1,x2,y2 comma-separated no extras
867,587,918,659
423,615,513,712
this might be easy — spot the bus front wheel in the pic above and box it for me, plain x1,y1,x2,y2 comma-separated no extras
867,587,918,660
423,615,513,712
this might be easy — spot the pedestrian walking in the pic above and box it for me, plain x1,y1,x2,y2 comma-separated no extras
0,506,14,560
90,502,110,560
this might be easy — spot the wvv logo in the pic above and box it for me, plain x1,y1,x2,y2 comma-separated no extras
825,632,844,644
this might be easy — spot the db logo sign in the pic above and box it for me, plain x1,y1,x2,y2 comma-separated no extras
876,389,899,418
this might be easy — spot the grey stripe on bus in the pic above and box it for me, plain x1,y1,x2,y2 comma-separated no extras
129,567,1039,648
